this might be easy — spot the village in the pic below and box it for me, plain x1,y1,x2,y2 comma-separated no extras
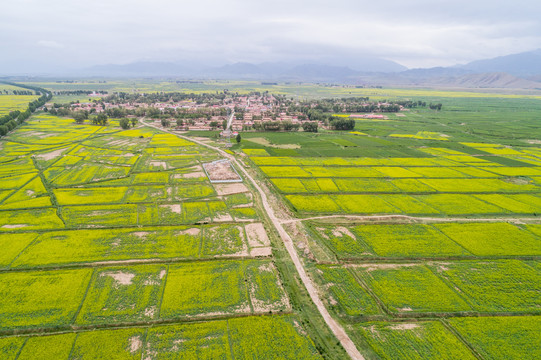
57,91,414,132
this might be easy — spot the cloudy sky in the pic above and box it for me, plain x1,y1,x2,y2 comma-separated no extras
1,0,540,74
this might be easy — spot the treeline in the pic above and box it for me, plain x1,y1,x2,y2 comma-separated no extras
103,90,274,106
51,102,230,121
1,90,38,95
250,120,318,133
429,103,443,110
0,82,52,136
0,110,21,136
329,117,356,130
105,92,227,105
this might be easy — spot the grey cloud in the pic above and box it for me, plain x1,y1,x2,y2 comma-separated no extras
0,0,540,73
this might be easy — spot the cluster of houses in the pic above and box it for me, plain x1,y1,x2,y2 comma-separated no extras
68,93,397,132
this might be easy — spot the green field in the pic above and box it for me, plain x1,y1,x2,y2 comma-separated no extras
2,81,541,359
353,321,476,359
0,315,322,359
0,87,333,359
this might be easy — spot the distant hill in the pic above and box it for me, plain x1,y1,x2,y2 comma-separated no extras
355,70,541,89
459,49,541,76
428,72,541,89
54,49,541,90
81,57,406,80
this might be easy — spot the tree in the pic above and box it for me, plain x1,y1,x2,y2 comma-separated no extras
282,121,300,132
119,118,130,129
209,121,219,129
176,118,184,127
302,121,318,133
6,120,17,131
236,133,241,143
329,117,355,130
263,121,281,131
0,125,8,136
73,111,86,124
97,113,108,125
161,118,170,127
130,118,137,127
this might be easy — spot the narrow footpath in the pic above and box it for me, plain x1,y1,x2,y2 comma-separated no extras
143,121,365,360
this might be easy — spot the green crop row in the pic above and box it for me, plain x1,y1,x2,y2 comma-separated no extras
309,222,541,259
0,260,289,330
0,315,321,360
349,260,540,315
287,193,541,215
6,224,267,269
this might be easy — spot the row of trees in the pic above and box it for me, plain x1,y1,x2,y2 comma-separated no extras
0,82,51,137
329,117,356,130
73,112,109,126
251,120,301,132
3,90,37,96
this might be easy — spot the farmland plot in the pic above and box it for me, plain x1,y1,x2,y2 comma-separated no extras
160,260,289,318
352,224,471,257
434,222,541,256
354,321,476,360
76,265,167,324
314,265,380,318
0,269,92,329
354,264,472,314
429,260,541,313
449,316,541,360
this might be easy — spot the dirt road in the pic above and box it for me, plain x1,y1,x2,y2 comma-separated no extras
143,121,365,360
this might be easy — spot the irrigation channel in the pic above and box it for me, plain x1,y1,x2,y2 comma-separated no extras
142,119,365,360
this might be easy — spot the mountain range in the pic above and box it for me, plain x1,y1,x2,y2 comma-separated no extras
15,49,541,89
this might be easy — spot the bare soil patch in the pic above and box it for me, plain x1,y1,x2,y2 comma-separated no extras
246,137,300,149
102,271,135,285
212,213,234,222
183,171,206,178
2,224,27,229
203,160,242,182
503,176,532,185
132,232,149,239
144,307,156,318
175,228,200,236
214,182,249,196
250,247,272,257
129,336,142,353
332,226,356,239
390,323,419,330
35,147,69,161
245,223,270,247
149,161,168,170
161,204,181,214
